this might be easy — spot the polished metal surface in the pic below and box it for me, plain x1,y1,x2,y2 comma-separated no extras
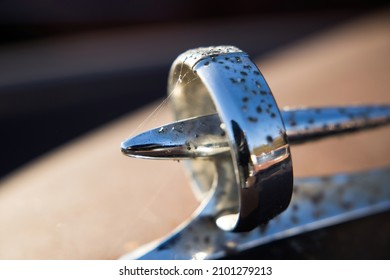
120,45,390,258
167,46,293,232
122,106,390,159
119,168,390,260
283,106,390,144
121,114,230,159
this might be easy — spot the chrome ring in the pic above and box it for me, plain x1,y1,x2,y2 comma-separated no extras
168,46,293,232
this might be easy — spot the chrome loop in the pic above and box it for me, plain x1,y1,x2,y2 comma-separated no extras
168,46,293,232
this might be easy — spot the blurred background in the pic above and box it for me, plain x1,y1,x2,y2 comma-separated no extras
0,0,388,179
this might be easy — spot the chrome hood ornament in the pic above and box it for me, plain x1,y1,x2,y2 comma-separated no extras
120,46,390,259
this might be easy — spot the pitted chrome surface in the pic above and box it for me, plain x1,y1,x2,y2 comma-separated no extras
175,46,243,68
119,168,390,260
168,46,292,231
120,45,390,258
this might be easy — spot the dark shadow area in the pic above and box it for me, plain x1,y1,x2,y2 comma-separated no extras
0,0,387,44
223,211,390,259
0,2,387,178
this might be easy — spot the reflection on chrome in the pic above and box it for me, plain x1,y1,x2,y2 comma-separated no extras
252,144,290,172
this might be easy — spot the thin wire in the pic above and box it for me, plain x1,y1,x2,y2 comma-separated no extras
127,61,198,138
106,174,174,258
127,61,185,137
